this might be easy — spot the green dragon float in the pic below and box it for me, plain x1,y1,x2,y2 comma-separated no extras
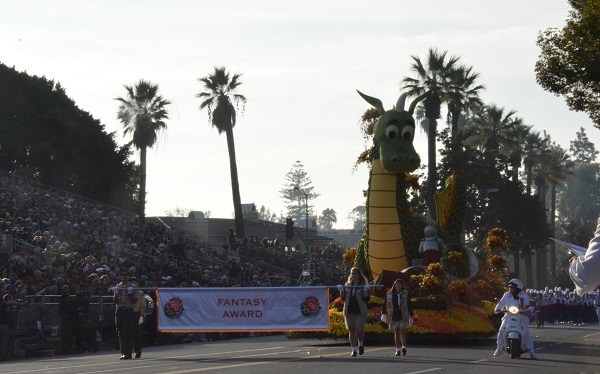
354,90,472,281
289,91,499,342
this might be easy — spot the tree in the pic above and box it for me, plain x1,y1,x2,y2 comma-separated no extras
401,48,461,215
164,206,194,217
197,66,247,238
115,80,171,217
279,161,319,227
523,131,551,195
570,126,598,164
463,104,521,154
557,163,600,223
0,63,138,210
438,128,550,287
556,162,600,279
535,0,600,128
258,205,278,222
504,121,533,183
318,208,337,230
533,144,575,283
446,64,485,143
347,206,366,230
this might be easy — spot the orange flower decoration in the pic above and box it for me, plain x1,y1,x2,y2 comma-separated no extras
342,247,356,265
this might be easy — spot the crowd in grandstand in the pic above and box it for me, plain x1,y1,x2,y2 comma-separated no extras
0,175,347,294
0,175,347,359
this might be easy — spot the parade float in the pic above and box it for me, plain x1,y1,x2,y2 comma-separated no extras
291,90,509,342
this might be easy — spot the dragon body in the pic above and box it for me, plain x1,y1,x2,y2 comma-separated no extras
355,90,469,280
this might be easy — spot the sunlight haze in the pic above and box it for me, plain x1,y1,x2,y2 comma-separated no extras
2,0,597,228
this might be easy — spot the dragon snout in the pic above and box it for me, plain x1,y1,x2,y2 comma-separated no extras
390,153,419,165
385,151,420,172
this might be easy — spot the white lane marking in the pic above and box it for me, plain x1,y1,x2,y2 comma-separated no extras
3,346,290,374
149,362,269,374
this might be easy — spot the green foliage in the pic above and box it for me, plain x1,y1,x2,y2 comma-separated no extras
402,48,463,214
318,208,337,230
570,127,598,164
396,172,426,259
279,161,319,226
556,162,600,237
440,174,467,244
346,206,366,229
0,63,138,210
535,0,600,128
438,129,550,260
354,235,371,280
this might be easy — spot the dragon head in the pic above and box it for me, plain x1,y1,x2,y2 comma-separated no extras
357,90,429,173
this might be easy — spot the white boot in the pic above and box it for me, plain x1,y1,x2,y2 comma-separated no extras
493,345,502,357
530,351,538,360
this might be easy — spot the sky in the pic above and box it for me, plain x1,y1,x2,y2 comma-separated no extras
2,0,599,229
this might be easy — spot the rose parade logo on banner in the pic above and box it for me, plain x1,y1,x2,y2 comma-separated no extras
157,287,330,332
300,296,321,318
163,297,185,319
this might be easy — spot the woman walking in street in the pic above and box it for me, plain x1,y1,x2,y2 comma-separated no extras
337,267,370,357
381,279,414,356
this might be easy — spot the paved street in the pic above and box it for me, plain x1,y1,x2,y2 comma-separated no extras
1,324,599,374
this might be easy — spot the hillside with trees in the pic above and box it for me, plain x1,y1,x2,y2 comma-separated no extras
0,63,139,211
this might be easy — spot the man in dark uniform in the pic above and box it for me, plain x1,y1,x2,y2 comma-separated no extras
112,270,138,360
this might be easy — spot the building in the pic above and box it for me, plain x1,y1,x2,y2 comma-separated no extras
147,204,334,255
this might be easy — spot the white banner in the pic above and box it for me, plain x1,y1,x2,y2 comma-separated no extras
157,287,330,332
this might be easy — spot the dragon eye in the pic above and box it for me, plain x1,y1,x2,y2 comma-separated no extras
386,124,399,139
401,125,414,139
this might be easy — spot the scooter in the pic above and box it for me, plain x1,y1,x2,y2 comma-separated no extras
500,306,528,359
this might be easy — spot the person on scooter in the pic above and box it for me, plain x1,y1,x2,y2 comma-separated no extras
493,278,537,359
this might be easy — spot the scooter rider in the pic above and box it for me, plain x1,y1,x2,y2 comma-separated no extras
493,278,538,359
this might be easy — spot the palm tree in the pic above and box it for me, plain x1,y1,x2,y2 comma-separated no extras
512,131,551,287
197,66,247,238
319,208,337,230
502,120,532,183
499,120,531,278
463,104,520,154
401,48,460,216
115,80,171,217
463,104,526,279
523,131,551,195
534,145,575,282
446,65,485,143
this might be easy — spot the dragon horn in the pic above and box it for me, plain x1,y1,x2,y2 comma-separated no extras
356,90,385,114
408,90,432,115
395,93,407,112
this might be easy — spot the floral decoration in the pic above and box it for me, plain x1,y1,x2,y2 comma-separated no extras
484,227,508,254
488,255,507,270
448,280,470,302
427,262,445,277
342,247,357,265
446,251,463,263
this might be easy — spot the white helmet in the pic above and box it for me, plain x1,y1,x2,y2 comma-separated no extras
508,278,524,290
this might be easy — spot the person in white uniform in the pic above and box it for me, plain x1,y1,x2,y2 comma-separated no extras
569,216,600,296
493,278,537,359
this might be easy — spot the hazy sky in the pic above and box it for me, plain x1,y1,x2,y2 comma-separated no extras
2,0,598,228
